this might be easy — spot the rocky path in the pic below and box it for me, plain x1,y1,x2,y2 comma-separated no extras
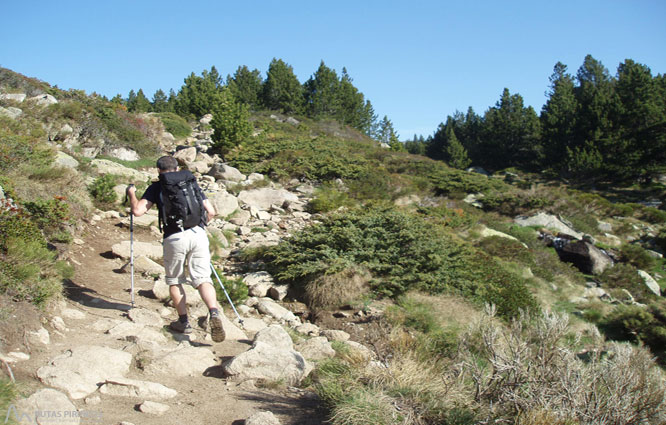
4,213,326,425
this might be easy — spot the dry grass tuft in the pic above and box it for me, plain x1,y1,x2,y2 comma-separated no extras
304,266,371,309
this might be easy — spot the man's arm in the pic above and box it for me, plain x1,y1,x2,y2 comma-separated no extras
126,186,153,217
203,199,216,223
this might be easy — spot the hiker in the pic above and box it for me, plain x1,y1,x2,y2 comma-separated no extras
125,155,225,342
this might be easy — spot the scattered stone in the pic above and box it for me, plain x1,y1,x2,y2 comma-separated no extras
638,270,661,296
466,166,490,176
237,317,268,334
583,287,610,301
268,284,289,301
0,92,26,102
29,93,58,105
106,147,140,161
37,345,132,399
208,163,246,182
14,389,79,425
90,159,154,181
112,240,163,261
321,329,350,342
128,308,164,327
515,212,583,240
479,226,528,246
55,151,80,169
121,255,164,276
296,337,335,361
295,323,320,336
463,193,484,208
246,411,282,425
99,378,177,400
200,114,213,125
174,146,197,165
51,316,68,332
253,325,293,350
256,299,299,324
340,340,374,362
244,272,274,297
27,327,50,346
597,220,613,232
229,209,252,226
139,400,170,415
238,188,299,211
85,395,101,405
208,190,240,218
0,106,23,119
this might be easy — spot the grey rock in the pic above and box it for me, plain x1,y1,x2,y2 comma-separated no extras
0,93,26,102
28,93,58,105
268,284,289,301
321,329,350,342
106,321,168,344
256,299,298,324
99,378,177,400
223,341,309,385
244,272,274,298
229,209,252,226
638,270,661,296
238,188,299,211
295,323,320,336
200,114,213,125
15,389,80,425
121,255,163,277
296,336,335,361
253,325,293,350
37,346,132,399
466,166,490,176
463,193,484,208
515,212,583,240
208,163,246,182
128,308,164,327
597,220,613,233
0,106,23,119
90,159,155,181
208,190,239,218
174,146,197,165
112,240,163,261
27,327,50,346
139,400,170,415
55,151,79,169
246,411,282,425
106,147,139,161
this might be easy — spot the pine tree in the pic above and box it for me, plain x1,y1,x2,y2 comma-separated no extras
152,89,169,112
541,62,578,168
304,61,340,118
262,58,304,114
175,70,221,118
210,88,252,155
446,126,471,169
375,116,400,145
226,66,263,110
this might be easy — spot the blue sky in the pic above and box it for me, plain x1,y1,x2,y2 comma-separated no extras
1,1,665,138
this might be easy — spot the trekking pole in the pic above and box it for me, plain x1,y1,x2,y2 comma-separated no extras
210,263,244,328
125,185,135,309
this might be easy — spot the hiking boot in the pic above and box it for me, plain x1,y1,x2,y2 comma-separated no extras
209,313,225,342
169,320,192,334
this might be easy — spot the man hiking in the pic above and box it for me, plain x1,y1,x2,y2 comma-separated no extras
126,155,225,342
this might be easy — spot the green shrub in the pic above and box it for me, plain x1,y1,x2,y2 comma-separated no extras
88,174,118,206
155,112,191,139
600,303,666,361
23,197,71,241
477,236,531,264
418,205,475,229
0,237,64,306
599,263,655,303
639,206,666,224
262,206,537,319
619,243,657,270
211,269,248,305
0,118,54,173
308,183,353,213
0,211,43,252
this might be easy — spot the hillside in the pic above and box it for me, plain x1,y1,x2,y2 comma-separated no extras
1,68,666,424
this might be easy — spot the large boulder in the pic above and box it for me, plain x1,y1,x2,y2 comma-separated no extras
296,336,335,361
55,151,79,169
28,94,58,106
37,346,132,399
208,190,239,218
222,341,309,385
174,146,197,165
145,345,217,377
105,147,140,161
0,106,22,119
246,411,282,425
244,272,274,297
253,325,293,350
208,164,246,182
90,159,155,181
255,299,299,324
515,212,583,240
0,93,26,102
557,241,613,275
237,188,299,211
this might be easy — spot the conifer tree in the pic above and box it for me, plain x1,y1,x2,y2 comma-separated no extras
226,66,263,110
175,70,221,118
446,126,471,169
151,89,169,112
262,58,303,114
541,62,578,168
304,61,340,118
210,88,252,155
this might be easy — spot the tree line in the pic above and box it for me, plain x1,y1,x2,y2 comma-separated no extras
409,55,666,183
111,59,398,148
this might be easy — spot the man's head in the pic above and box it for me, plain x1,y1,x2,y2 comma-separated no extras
156,156,178,173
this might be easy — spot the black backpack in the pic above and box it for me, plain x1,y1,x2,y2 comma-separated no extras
158,170,205,233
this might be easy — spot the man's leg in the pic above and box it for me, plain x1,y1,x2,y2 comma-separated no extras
170,284,188,316
197,282,219,311
163,233,191,333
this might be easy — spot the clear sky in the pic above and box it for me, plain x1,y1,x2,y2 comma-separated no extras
1,0,665,139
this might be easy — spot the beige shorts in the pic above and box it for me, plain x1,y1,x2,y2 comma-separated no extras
163,226,211,288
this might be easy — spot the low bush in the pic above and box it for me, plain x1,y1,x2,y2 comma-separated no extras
155,112,191,139
599,263,655,303
599,301,666,362
23,197,71,242
263,206,537,319
618,243,657,270
88,174,118,207
211,269,248,305
308,183,354,213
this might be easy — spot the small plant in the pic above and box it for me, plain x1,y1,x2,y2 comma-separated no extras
88,174,118,206
155,112,191,139
308,183,353,213
211,269,248,305
599,263,655,303
619,243,657,270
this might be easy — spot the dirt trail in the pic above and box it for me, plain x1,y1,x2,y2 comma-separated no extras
7,216,325,425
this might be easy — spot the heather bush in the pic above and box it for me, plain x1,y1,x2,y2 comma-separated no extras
599,262,655,303
618,243,657,270
88,174,118,207
155,112,191,138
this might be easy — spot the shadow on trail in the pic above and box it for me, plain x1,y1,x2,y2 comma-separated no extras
63,279,132,311
236,392,327,425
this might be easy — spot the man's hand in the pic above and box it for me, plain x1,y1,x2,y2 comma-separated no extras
126,184,136,197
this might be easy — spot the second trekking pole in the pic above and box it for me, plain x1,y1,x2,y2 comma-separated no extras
210,264,244,328
125,184,135,309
